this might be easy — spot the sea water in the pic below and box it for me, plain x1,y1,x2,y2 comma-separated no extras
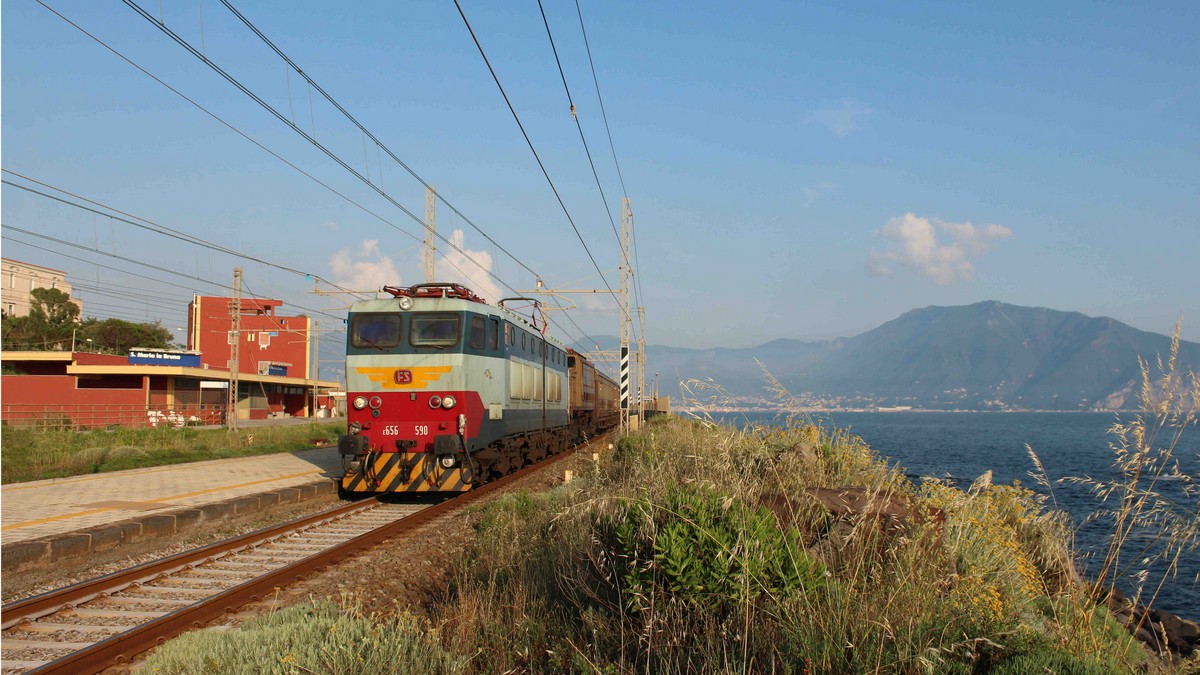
709,411,1199,619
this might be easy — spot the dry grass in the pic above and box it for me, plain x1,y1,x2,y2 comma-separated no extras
142,598,464,674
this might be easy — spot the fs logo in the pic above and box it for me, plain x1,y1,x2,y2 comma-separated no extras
394,370,413,385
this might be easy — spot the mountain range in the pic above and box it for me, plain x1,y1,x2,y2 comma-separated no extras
579,301,1200,411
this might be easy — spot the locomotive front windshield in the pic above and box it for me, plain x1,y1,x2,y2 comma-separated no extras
350,313,401,349
410,313,461,348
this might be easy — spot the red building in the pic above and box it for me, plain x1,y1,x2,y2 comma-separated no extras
188,296,310,379
1,296,339,429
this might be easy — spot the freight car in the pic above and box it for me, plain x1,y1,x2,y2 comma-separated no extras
567,348,620,438
338,282,618,494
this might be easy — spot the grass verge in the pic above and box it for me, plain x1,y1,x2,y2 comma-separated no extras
1,422,341,484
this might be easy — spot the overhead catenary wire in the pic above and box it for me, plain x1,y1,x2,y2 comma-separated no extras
2,173,364,298
452,0,628,325
1,225,346,323
29,0,428,256
31,0,601,350
119,0,517,298
536,0,643,352
536,0,625,273
216,0,543,284
215,0,598,349
573,0,646,317
2,233,222,296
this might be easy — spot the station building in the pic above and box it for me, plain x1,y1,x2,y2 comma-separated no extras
1,292,340,429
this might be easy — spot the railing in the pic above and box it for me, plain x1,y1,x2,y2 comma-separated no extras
0,403,227,430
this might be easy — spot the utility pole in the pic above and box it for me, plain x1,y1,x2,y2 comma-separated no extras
228,266,242,429
638,306,646,426
620,197,632,433
311,319,320,418
425,185,436,283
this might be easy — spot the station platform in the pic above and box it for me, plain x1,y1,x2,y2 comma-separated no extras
1,447,343,576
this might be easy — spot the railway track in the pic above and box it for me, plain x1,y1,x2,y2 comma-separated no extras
0,442,589,674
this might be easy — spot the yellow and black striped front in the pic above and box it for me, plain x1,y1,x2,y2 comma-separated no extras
341,452,473,493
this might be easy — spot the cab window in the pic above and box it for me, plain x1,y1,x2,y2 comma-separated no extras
469,315,486,350
350,313,401,349
410,313,460,347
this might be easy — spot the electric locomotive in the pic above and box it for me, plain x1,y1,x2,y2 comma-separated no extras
338,282,576,493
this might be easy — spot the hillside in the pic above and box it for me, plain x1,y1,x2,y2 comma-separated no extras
586,301,1200,410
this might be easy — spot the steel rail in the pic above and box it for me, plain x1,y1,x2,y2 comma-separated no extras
22,443,591,674
1,493,380,630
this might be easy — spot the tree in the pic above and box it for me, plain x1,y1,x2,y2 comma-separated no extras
0,288,79,350
0,287,175,354
79,318,174,354
29,287,81,326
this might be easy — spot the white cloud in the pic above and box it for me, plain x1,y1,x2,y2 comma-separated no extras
319,220,338,231
870,213,1012,283
807,100,872,138
328,239,400,291
438,229,502,303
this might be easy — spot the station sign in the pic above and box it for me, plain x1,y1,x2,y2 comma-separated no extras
128,349,202,367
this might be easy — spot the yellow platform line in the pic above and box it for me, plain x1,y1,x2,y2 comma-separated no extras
1,470,323,532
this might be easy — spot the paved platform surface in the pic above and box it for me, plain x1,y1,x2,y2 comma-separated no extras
1,447,342,545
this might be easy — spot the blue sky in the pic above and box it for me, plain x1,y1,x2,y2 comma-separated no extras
3,0,1198,360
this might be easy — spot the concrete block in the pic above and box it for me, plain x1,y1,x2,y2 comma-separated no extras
277,487,301,504
2,540,51,573
232,496,261,516
117,521,143,542
49,534,92,561
140,514,177,539
258,492,280,509
199,501,236,522
314,480,335,495
174,509,203,532
297,485,316,501
84,524,129,552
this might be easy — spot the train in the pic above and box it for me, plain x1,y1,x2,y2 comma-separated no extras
338,282,620,493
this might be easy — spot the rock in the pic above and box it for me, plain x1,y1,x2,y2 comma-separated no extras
1096,584,1199,656
756,486,945,543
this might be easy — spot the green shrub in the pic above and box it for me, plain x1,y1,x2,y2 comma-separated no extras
600,483,824,615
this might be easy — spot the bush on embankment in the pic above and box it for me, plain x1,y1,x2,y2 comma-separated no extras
0,422,341,484
436,415,1151,673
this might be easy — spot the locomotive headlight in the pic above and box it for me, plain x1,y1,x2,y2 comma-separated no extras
352,396,367,410
398,296,414,311
441,395,456,409
349,421,363,434
439,455,457,469
368,396,382,410
428,395,442,409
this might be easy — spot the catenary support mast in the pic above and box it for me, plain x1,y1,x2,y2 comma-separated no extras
620,198,632,432
228,266,242,429
425,186,436,282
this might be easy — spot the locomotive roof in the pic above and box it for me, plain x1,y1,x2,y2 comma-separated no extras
349,283,566,350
